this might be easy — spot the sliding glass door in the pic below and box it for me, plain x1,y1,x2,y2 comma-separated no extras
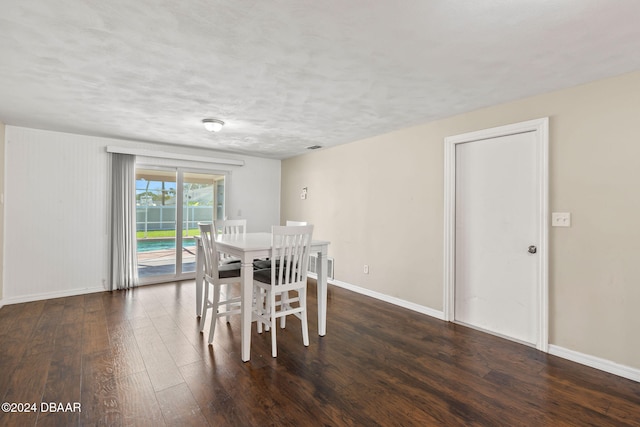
181,172,225,274
136,167,226,283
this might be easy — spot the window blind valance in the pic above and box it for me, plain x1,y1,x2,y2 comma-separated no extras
106,146,245,166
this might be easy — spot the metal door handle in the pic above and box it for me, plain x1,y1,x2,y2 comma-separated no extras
528,245,537,254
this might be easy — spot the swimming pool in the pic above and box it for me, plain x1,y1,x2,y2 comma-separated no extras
137,238,196,252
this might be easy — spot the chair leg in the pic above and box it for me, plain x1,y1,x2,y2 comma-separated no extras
263,288,270,332
208,315,216,344
223,284,232,324
200,282,210,332
300,288,309,347
280,290,290,329
207,284,221,344
255,284,263,334
262,289,276,332
270,291,278,357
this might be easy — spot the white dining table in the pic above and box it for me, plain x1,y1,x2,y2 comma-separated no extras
195,232,331,362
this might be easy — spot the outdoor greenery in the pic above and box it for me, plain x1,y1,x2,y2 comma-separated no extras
136,229,200,239
136,183,214,206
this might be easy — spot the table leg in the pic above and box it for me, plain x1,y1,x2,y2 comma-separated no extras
241,259,253,362
316,248,328,336
195,238,204,317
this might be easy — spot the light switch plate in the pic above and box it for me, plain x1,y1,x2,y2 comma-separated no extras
552,212,571,227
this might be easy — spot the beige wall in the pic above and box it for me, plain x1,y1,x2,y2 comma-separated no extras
282,70,640,370
0,121,4,303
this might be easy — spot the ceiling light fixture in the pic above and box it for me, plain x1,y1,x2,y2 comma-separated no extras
202,118,225,132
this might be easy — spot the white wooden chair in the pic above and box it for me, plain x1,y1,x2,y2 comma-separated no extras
213,219,246,264
278,220,308,323
253,224,314,357
198,223,242,344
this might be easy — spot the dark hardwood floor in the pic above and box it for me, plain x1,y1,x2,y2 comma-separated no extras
1,279,639,426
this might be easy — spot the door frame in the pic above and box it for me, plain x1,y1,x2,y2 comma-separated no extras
443,117,549,352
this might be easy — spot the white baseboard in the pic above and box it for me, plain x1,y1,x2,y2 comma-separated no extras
549,345,640,383
2,286,106,306
327,278,445,321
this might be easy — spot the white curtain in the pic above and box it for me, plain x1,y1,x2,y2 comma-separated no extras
110,153,139,290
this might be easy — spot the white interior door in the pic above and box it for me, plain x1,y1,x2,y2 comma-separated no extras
444,118,548,351
454,131,539,345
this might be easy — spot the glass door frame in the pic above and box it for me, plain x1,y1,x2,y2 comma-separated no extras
136,164,229,285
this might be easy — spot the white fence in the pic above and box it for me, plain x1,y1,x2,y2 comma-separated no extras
136,205,214,231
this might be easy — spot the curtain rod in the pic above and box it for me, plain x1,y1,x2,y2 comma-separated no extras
106,146,245,166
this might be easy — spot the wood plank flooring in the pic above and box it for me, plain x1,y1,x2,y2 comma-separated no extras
1,279,639,426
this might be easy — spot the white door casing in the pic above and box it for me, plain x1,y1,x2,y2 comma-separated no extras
443,118,549,352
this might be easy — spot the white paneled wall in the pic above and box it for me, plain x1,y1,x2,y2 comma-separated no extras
3,127,280,303
5,128,108,301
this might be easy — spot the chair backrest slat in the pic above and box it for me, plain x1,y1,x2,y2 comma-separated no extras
285,220,308,226
214,219,246,239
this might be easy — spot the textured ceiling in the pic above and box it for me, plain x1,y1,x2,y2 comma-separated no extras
2,0,640,159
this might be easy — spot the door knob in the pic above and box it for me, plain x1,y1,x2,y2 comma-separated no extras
528,245,537,254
